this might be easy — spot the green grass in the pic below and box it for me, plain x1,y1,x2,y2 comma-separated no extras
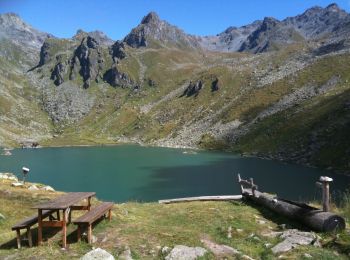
0,180,349,259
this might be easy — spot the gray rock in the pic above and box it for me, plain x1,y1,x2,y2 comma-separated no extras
81,248,115,260
165,245,207,260
103,66,133,88
211,78,220,92
271,229,317,254
182,80,203,97
0,172,18,181
28,184,39,191
41,185,55,192
201,238,255,260
69,36,104,88
110,40,127,60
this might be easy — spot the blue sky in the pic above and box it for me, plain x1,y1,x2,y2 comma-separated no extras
1,0,349,40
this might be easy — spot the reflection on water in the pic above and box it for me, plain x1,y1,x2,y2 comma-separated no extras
0,145,349,203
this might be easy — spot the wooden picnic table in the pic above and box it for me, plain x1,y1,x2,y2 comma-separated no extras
32,192,95,248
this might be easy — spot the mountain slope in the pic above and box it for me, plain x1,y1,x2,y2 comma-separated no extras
1,5,350,174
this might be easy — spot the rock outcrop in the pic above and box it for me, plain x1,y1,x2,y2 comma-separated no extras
50,55,67,86
69,36,104,88
182,80,203,97
110,40,127,61
103,66,133,88
211,78,220,92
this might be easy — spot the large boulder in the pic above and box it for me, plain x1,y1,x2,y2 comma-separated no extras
271,229,318,254
165,245,207,260
81,248,115,260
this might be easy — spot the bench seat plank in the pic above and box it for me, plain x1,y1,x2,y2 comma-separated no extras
12,210,55,230
73,202,113,225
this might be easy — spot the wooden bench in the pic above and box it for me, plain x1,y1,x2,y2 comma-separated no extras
73,202,113,243
12,209,59,248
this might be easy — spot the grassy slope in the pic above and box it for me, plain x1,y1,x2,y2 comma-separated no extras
0,180,349,259
234,54,350,173
1,36,350,173
0,42,53,147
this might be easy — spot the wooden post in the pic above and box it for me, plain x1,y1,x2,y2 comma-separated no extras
37,209,42,246
250,178,256,197
57,210,60,221
319,176,333,212
16,229,21,249
237,174,244,194
62,209,67,248
27,227,33,247
108,209,112,221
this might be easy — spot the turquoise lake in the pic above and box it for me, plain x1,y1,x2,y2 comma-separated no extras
0,145,349,203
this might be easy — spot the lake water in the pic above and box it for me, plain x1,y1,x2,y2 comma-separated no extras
0,145,349,203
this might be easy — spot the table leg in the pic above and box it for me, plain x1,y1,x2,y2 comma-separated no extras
62,209,67,248
77,225,81,242
15,229,21,249
87,224,92,244
108,209,112,221
68,209,72,224
57,210,60,221
38,209,42,246
27,227,33,247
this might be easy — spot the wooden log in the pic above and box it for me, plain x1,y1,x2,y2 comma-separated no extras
244,190,345,232
159,195,242,204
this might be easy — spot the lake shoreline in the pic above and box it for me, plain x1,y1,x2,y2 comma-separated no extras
2,139,350,176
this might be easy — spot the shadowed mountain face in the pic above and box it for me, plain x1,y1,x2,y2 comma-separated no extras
1,4,350,174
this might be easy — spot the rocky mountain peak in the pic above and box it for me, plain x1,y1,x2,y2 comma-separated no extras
0,12,52,67
0,12,24,27
73,29,113,46
123,12,200,49
283,3,350,39
261,17,280,30
141,12,161,24
326,3,342,12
